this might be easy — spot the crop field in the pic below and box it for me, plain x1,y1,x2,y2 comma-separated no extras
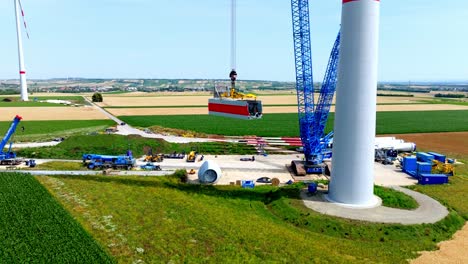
16,134,256,159
0,101,64,107
97,94,430,108
35,173,466,263
119,110,468,137
396,132,468,156
0,96,87,107
96,92,468,117
0,173,113,263
0,106,108,121
0,119,114,142
105,104,468,116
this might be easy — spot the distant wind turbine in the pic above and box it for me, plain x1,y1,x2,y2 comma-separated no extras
14,0,30,101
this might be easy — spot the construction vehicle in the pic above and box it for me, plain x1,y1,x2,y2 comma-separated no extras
0,115,23,165
432,160,455,176
164,151,185,159
140,163,161,171
375,148,398,165
145,153,164,163
144,147,164,162
208,0,262,120
82,153,135,170
290,0,341,175
186,150,197,162
25,159,36,168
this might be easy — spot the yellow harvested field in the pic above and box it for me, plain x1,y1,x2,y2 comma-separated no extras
97,96,213,107
96,94,427,107
106,104,468,116
103,92,213,97
0,107,109,121
107,108,208,116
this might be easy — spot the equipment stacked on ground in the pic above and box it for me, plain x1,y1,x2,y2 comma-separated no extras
401,151,455,185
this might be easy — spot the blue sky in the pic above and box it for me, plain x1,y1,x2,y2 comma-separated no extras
0,0,466,82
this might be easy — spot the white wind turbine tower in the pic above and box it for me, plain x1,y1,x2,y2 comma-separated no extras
14,0,30,101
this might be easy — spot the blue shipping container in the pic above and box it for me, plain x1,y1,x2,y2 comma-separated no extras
406,170,417,178
241,180,255,189
417,162,432,175
403,156,417,172
418,174,448,185
428,152,446,163
417,152,434,162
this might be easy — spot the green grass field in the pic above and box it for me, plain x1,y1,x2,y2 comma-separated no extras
0,173,113,263
102,103,425,109
0,101,65,107
419,99,468,106
0,96,87,107
35,174,465,263
374,185,418,209
30,161,86,171
410,160,468,219
16,134,256,159
119,110,468,137
0,119,115,142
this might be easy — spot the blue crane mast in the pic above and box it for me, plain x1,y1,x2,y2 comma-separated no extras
291,0,340,174
0,115,22,163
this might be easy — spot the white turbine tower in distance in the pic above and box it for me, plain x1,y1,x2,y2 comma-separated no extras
14,0,30,101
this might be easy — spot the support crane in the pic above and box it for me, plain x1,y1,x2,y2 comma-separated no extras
0,115,22,165
290,0,341,175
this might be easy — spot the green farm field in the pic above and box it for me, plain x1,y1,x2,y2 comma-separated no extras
35,173,466,263
0,101,63,107
0,96,87,107
119,110,468,137
0,173,113,263
0,120,114,142
16,134,256,159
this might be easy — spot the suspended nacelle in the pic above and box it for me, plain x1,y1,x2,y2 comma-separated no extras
208,98,262,120
198,160,222,184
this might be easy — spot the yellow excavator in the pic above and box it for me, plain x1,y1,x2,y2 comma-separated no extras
432,160,455,176
186,150,197,162
145,154,164,163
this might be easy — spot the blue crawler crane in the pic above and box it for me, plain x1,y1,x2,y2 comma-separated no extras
290,0,340,175
0,115,23,165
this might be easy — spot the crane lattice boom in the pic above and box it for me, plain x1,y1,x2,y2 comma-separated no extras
291,0,340,172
